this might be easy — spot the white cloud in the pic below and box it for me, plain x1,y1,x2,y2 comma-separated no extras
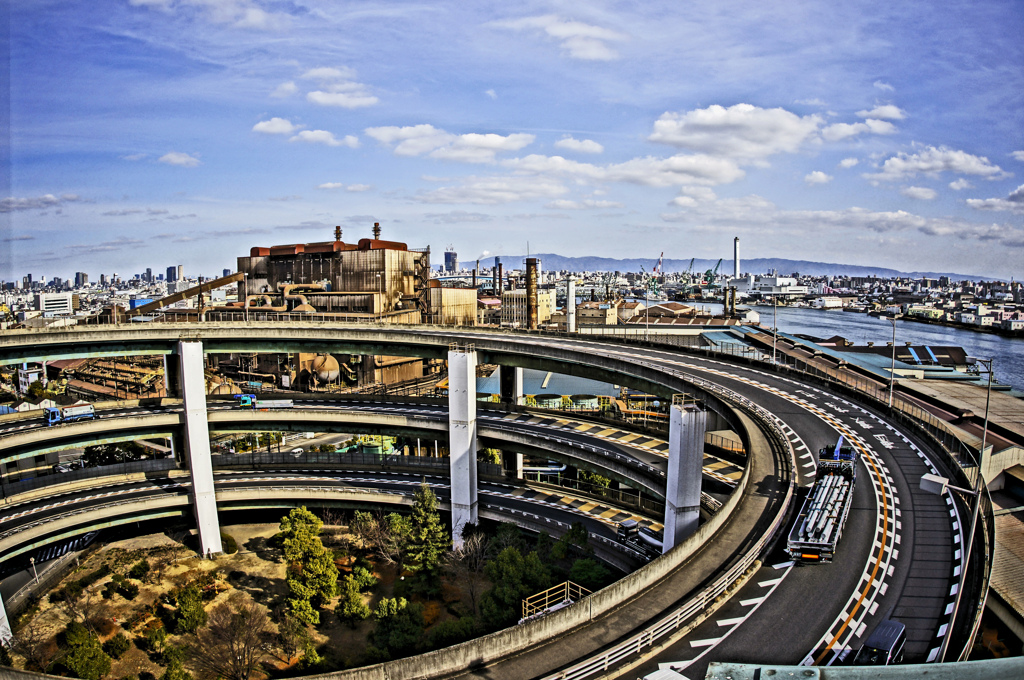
0,193,82,213
252,117,299,135
901,186,937,200
307,90,379,108
865,145,1007,182
130,0,287,30
1012,151,1024,162
839,157,859,169
949,178,973,191
366,125,534,163
554,136,604,154
301,66,378,108
873,80,895,92
417,175,568,204
966,184,1024,215
270,81,297,98
805,171,832,185
821,118,896,141
660,194,1024,249
856,104,906,120
290,130,359,148
317,182,344,190
504,153,745,187
794,98,827,107
485,89,497,100
493,14,628,61
301,67,357,81
158,151,200,167
346,184,372,192
545,199,624,210
648,104,822,162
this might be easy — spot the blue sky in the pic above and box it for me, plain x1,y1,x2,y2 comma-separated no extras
2,0,1023,281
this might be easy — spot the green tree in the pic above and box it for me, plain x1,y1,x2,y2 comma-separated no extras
479,448,501,464
336,575,371,628
102,633,131,660
26,380,52,401
61,621,112,680
368,597,424,660
551,521,591,561
160,646,194,680
479,547,550,631
568,558,611,591
174,584,207,634
279,507,339,623
405,482,449,574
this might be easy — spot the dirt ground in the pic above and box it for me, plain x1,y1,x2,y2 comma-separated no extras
12,521,477,676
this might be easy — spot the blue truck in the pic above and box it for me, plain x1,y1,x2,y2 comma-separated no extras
44,404,97,426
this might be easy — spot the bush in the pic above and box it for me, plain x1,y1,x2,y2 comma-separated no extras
426,616,477,649
51,565,111,603
351,566,378,591
104,633,131,659
220,533,238,555
173,584,207,633
61,622,112,680
105,575,140,601
128,560,150,580
143,624,166,653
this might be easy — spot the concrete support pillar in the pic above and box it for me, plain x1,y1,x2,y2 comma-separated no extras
567,278,576,333
0,590,12,646
502,450,524,480
448,348,479,546
499,365,523,408
663,401,707,552
178,341,222,557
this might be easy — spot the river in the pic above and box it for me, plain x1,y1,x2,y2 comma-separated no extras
746,305,1024,392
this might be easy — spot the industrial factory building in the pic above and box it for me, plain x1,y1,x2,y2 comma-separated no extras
236,224,476,325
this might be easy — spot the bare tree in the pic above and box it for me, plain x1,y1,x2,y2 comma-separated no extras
444,532,489,615
185,596,275,680
7,613,60,672
351,511,410,566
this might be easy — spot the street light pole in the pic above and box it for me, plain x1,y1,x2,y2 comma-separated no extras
888,317,897,408
376,273,382,323
242,272,248,323
30,556,38,584
772,294,778,364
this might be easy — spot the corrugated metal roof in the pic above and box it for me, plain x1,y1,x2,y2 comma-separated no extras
992,493,1024,621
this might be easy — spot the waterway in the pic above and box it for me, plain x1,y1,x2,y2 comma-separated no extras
751,305,1024,392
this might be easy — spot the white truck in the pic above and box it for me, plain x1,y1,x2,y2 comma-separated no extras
786,436,857,563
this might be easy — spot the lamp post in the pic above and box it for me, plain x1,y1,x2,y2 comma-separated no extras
242,272,248,323
771,293,778,365
30,556,38,584
888,317,897,408
376,273,382,323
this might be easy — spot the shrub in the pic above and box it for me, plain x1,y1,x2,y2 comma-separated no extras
173,585,207,633
220,533,238,555
128,560,150,580
104,633,131,659
426,616,476,649
143,624,166,653
351,566,378,591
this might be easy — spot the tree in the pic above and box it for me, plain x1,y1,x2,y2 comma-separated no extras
406,483,449,574
479,547,550,631
102,633,130,660
186,597,274,680
60,621,112,680
279,507,339,623
552,521,591,561
174,584,207,634
368,598,424,660
352,511,411,566
568,558,611,591
444,530,488,616
336,575,371,628
160,646,194,680
6,614,60,672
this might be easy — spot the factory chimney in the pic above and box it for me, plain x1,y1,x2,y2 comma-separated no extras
334,225,342,241
497,260,503,295
526,257,539,330
733,237,740,279
373,222,381,240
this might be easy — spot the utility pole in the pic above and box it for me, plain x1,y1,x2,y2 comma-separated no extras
888,317,897,408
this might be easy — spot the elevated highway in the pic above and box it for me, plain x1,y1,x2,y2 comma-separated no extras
0,323,989,678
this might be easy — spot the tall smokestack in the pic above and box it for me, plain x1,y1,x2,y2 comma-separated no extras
335,225,342,241
373,222,381,240
497,261,503,295
567,278,576,333
526,258,539,329
733,236,740,279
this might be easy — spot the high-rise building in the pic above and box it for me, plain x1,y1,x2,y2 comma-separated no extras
444,250,459,273
99,274,108,286
145,267,152,282
222,268,231,278
75,272,88,288
166,266,177,282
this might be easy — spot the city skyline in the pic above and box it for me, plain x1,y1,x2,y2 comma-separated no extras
2,1,1023,280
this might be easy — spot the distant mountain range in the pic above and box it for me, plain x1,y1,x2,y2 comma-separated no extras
473,254,999,283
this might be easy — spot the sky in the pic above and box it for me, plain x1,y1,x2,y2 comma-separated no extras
2,0,1023,282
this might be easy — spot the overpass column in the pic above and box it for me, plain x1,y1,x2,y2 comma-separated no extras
448,346,478,546
178,341,222,557
499,365,523,407
663,397,706,552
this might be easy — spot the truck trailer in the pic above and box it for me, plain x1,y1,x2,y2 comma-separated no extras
786,436,857,563
44,404,97,426
233,394,294,410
